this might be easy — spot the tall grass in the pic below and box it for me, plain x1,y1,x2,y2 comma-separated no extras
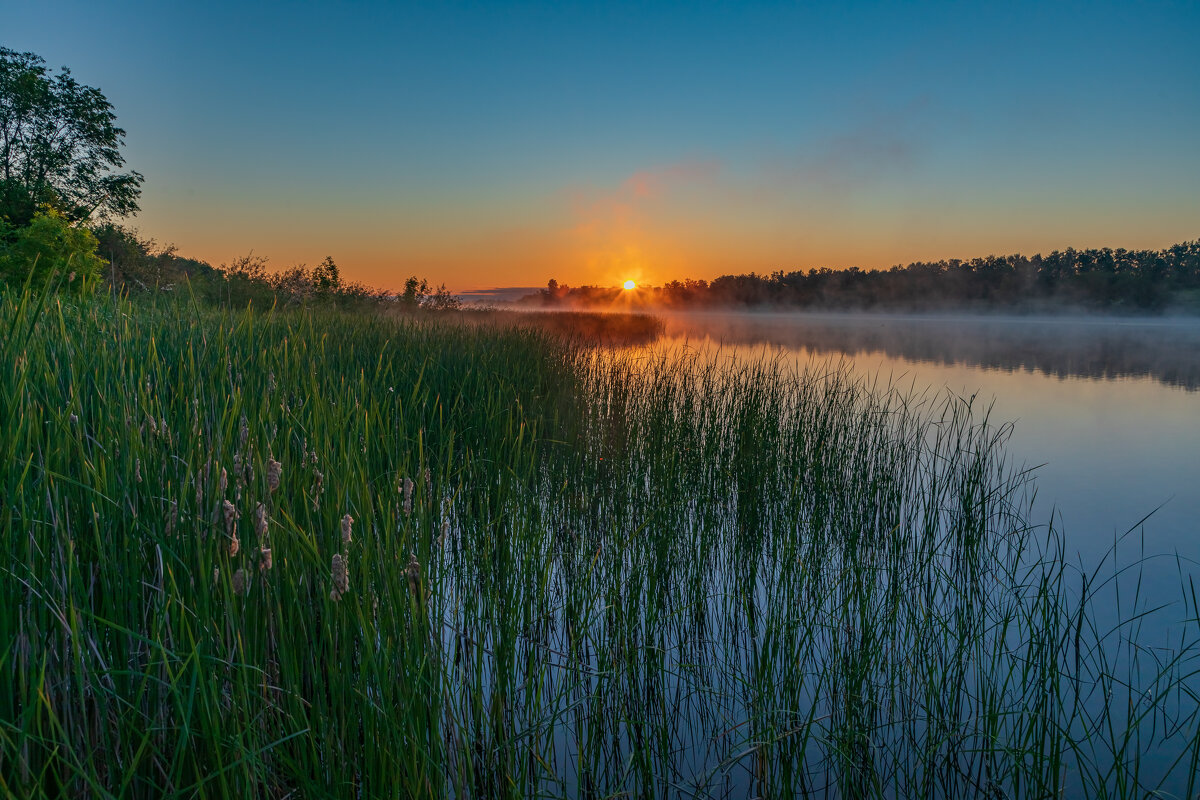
1,289,1197,798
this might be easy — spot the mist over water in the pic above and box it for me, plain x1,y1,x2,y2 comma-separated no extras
657,311,1200,390
613,310,1200,794
640,309,1200,581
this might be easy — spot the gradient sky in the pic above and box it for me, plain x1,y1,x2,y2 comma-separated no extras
5,1,1198,291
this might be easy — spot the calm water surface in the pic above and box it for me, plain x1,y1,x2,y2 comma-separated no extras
648,310,1200,584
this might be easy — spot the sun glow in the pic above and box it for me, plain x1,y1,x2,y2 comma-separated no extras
623,279,637,290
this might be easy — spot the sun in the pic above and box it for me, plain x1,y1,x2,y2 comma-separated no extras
623,279,637,290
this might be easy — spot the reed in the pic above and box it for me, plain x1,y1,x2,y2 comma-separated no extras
1,286,1196,798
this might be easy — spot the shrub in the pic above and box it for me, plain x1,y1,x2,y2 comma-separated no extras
0,210,106,292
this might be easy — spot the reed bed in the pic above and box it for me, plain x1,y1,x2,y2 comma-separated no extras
1,289,1197,798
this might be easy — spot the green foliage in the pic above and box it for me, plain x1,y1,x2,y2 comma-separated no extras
91,222,217,291
0,177,58,228
0,47,142,222
0,210,105,291
1,293,1197,797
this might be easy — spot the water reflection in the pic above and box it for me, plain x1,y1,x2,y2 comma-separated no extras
656,311,1200,391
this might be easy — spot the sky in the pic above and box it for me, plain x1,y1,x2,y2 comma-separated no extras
4,1,1199,292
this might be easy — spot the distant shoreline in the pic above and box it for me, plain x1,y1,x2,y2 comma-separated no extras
501,238,1200,315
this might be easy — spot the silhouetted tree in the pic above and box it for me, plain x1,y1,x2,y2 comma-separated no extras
311,255,341,293
0,47,142,223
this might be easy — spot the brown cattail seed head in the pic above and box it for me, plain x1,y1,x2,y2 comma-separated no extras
312,469,324,511
266,458,282,493
218,467,228,493
402,477,414,515
406,552,422,599
232,567,248,595
229,533,240,557
254,503,268,537
330,553,348,600
135,459,143,483
222,499,239,528
259,546,273,571
341,513,353,545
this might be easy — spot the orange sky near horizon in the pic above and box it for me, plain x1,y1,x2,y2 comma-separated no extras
18,2,1193,295
135,164,1199,294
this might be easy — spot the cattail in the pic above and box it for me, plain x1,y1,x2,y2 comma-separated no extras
437,518,450,548
239,415,249,448
223,500,240,555
266,458,282,493
402,477,414,515
218,467,228,493
406,552,422,600
424,468,431,490
213,567,220,584
223,499,239,527
232,567,248,595
259,546,273,571
147,415,158,436
341,513,353,545
254,502,268,537
135,459,142,483
69,413,78,425
330,553,348,600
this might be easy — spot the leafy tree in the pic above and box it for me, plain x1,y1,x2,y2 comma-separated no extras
0,47,142,223
423,283,461,310
400,275,431,309
0,209,105,291
273,265,315,306
311,255,341,292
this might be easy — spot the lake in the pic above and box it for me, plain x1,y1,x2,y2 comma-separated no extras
646,311,1200,572
598,310,1200,794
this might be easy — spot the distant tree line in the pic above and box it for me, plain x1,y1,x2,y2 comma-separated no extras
530,241,1200,312
88,225,460,310
3,208,460,312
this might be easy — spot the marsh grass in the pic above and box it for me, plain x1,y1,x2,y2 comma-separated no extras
454,308,665,346
1,288,1197,798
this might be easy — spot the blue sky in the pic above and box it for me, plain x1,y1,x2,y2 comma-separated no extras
5,1,1198,289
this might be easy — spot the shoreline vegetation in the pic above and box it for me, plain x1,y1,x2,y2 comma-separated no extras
2,282,1199,798
523,238,1200,314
